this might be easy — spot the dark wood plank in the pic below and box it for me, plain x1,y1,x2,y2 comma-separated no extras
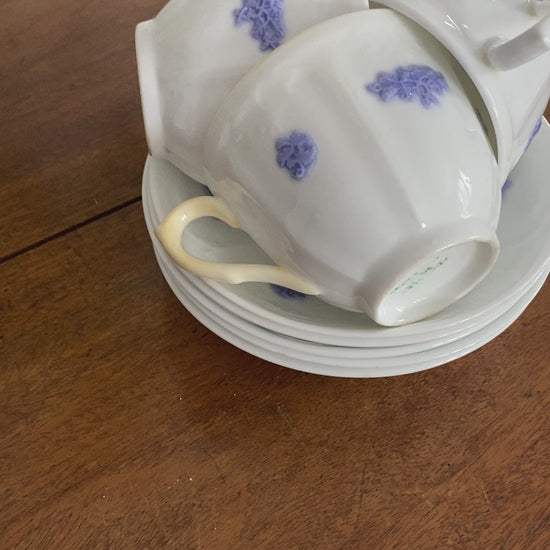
1,203,549,549
0,0,166,259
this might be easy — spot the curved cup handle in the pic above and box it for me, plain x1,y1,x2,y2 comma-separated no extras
486,14,550,70
155,196,321,295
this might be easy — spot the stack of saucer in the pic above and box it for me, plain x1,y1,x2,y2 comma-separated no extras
142,120,550,378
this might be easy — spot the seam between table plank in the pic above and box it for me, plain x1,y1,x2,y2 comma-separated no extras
0,196,142,265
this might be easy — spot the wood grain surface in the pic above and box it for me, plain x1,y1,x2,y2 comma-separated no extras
0,0,165,260
1,2,550,549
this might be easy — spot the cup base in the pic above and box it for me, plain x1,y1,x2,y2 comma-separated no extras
375,239,498,326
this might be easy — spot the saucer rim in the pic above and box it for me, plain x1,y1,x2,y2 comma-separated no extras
152,237,548,377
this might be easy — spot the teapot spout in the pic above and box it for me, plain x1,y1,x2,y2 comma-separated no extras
486,14,550,70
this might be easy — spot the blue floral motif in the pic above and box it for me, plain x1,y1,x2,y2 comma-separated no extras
366,65,449,108
233,0,286,52
525,118,542,151
271,284,307,299
275,131,318,181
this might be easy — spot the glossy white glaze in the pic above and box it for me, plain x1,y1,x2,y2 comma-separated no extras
158,246,549,375
201,10,500,325
374,0,550,182
142,116,550,345
147,199,549,375
135,0,370,184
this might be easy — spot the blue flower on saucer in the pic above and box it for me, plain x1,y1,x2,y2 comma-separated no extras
271,284,307,300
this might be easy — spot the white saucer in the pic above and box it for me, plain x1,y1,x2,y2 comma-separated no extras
142,159,548,376
152,241,548,377
143,119,550,347
154,231,548,362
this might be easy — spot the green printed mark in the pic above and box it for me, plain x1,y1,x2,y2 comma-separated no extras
390,255,449,296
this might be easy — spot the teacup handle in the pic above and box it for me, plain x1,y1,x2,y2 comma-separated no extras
486,14,550,70
155,196,321,295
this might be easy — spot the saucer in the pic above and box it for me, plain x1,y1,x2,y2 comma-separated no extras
152,240,548,377
143,119,550,347
153,233,548,368
153,231,548,361
142,153,548,376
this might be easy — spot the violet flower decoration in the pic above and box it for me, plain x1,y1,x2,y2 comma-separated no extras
234,0,286,52
275,131,319,181
366,65,449,108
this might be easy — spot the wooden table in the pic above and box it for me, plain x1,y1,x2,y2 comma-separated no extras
2,2,549,548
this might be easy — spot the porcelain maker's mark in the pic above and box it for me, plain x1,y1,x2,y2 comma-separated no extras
233,0,286,52
366,65,449,108
390,255,449,296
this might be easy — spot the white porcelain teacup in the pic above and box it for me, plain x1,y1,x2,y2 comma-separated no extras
374,0,550,184
135,0,370,184
156,10,501,327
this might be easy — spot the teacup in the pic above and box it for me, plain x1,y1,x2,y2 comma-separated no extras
156,10,501,327
374,0,550,184
135,0,370,184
